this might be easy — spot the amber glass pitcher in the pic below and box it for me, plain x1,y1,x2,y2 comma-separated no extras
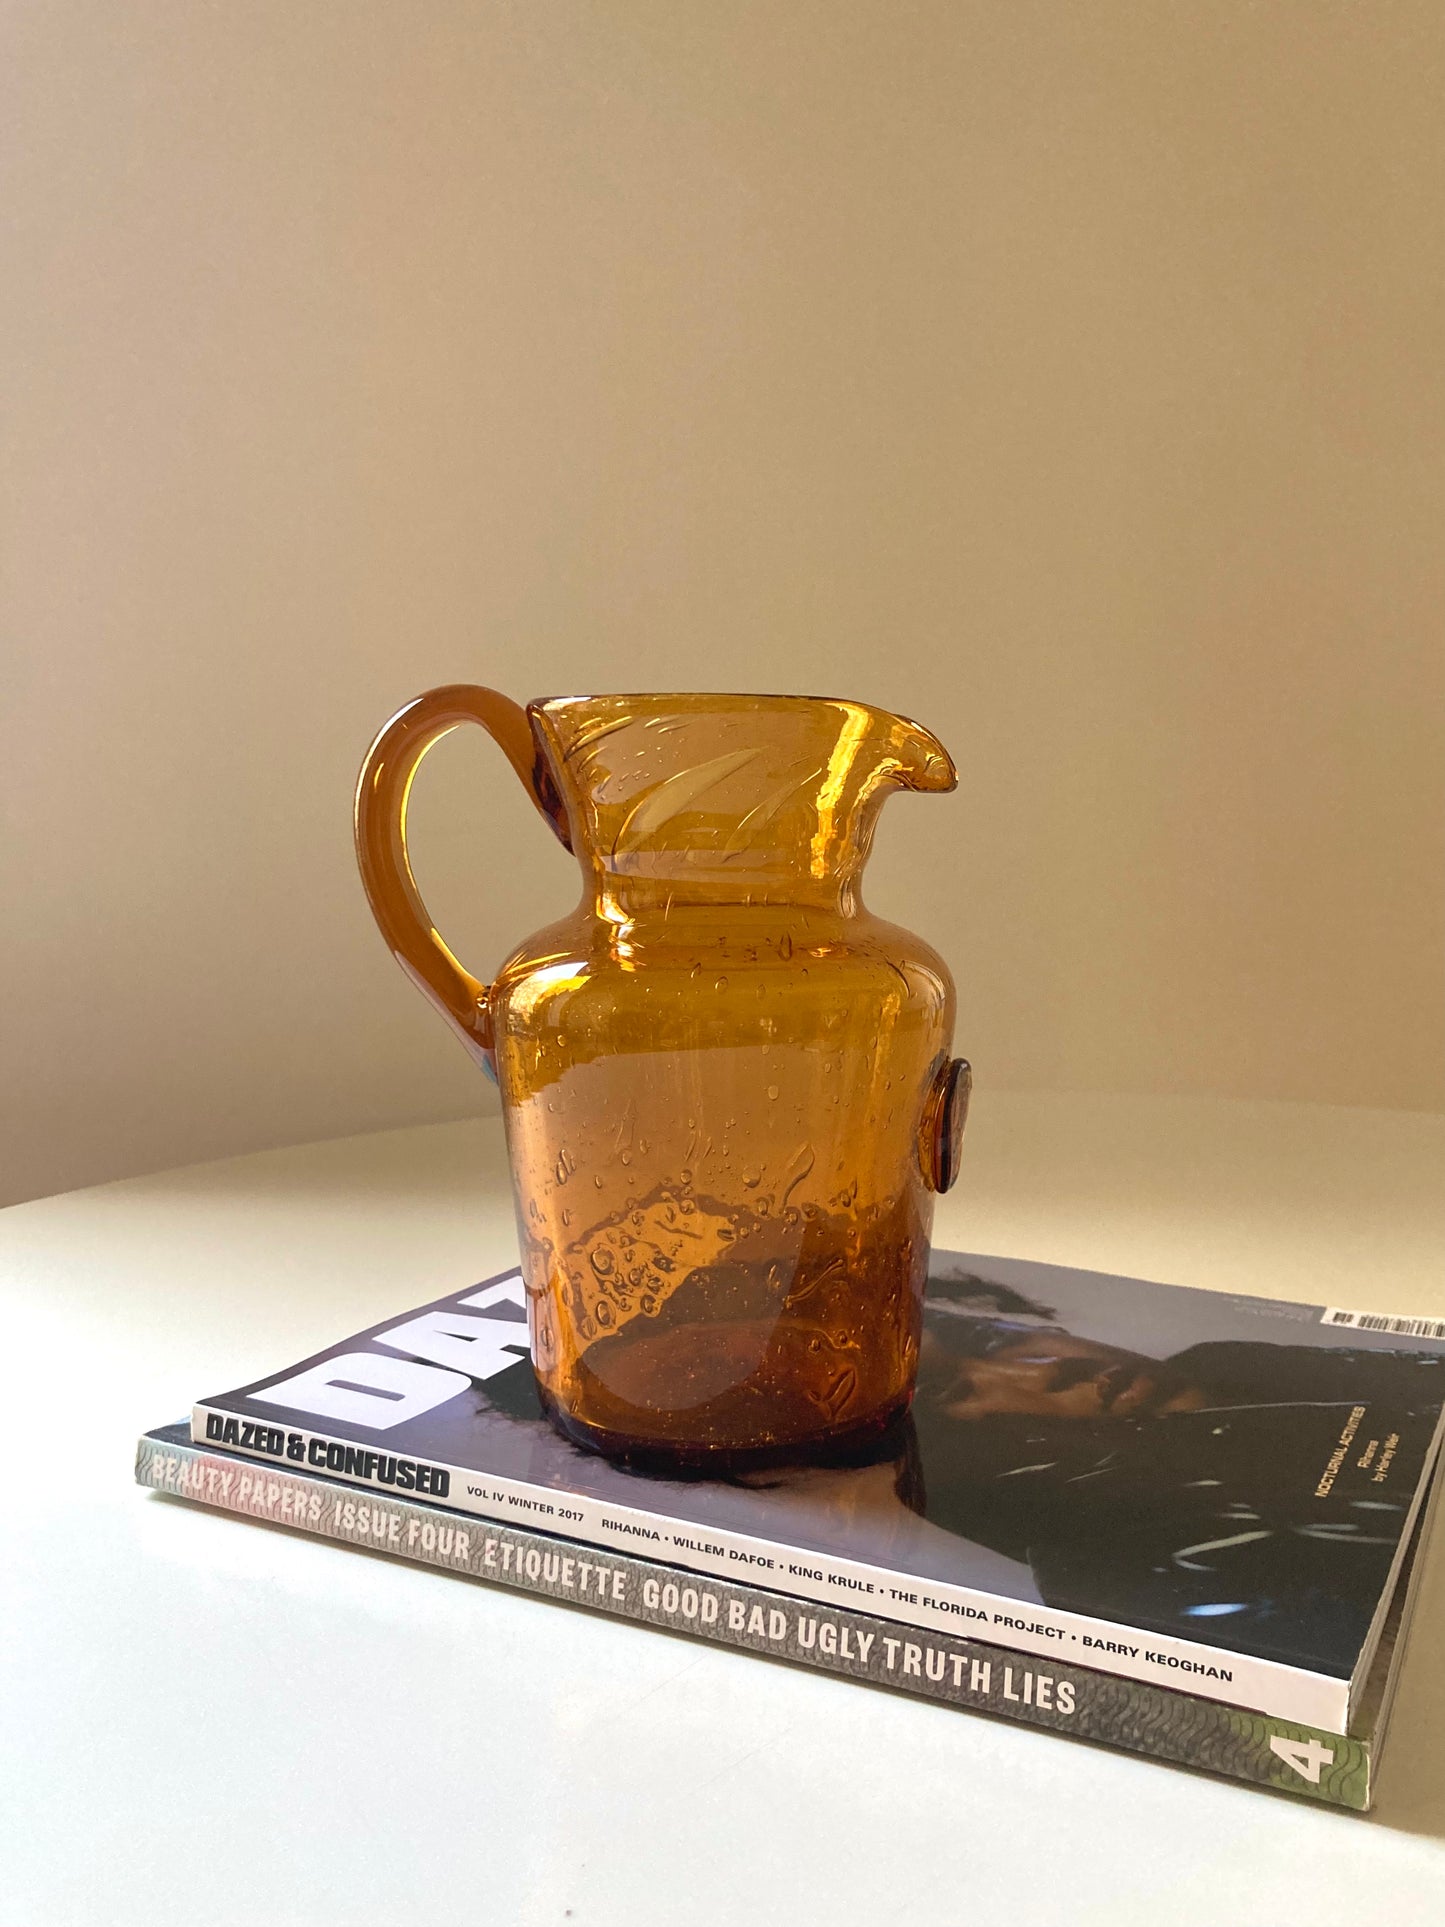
356,688,969,1468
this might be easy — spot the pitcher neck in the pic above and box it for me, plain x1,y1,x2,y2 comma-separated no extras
589,873,860,923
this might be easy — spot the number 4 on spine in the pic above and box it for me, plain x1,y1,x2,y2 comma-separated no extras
1269,1735,1335,1784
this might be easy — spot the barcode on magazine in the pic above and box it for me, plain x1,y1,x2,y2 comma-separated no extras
1322,1307,1445,1341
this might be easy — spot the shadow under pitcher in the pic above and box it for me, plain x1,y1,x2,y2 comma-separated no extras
355,688,970,1469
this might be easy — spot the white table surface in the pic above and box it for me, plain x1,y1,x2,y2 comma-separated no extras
4,1092,1445,1926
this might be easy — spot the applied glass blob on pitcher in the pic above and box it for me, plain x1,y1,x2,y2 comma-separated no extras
356,689,967,1469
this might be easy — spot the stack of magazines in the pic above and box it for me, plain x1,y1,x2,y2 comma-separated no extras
138,1250,1445,1810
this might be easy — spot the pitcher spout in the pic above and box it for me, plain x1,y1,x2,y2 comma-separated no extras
887,716,957,794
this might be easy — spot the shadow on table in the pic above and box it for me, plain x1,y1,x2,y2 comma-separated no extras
1367,1530,1445,1838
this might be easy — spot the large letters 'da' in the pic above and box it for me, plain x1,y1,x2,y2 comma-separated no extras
248,1274,529,1432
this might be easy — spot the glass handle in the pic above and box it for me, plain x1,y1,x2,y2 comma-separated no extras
354,684,570,1073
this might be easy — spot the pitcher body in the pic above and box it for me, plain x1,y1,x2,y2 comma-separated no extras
356,688,968,1468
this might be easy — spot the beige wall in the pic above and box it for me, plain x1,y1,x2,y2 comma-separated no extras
3,2,1443,1207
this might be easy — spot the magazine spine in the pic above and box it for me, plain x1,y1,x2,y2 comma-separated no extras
190,1399,1346,1731
143,1429,1371,1811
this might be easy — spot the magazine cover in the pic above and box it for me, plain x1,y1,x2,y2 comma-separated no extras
193,1251,1445,1729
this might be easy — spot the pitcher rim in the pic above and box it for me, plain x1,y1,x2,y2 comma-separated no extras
531,690,919,711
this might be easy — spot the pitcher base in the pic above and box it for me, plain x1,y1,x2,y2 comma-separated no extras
536,1384,913,1476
